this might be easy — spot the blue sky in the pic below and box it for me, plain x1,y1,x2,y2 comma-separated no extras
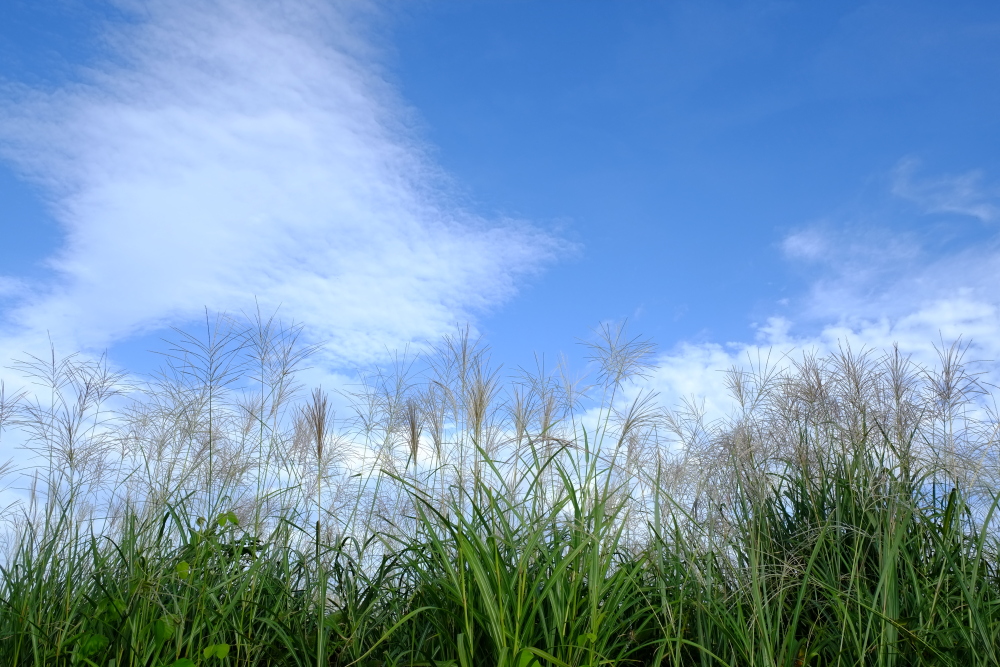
1,0,1000,401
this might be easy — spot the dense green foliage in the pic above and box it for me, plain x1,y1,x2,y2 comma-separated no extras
1,318,998,665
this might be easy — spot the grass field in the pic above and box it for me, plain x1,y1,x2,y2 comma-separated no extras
1,315,998,666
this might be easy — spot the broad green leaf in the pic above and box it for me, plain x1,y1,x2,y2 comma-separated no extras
203,643,230,659
516,649,541,667
78,633,109,657
154,618,175,643
163,659,196,667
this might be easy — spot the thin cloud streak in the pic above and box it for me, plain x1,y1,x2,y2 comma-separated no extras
892,157,1000,223
0,0,565,365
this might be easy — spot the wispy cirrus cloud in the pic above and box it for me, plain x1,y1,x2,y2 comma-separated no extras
892,157,1000,223
0,0,566,366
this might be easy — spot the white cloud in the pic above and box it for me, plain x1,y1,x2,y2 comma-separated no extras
781,228,828,261
0,0,565,367
652,163,1000,419
650,297,1000,429
892,157,1000,222
0,277,27,300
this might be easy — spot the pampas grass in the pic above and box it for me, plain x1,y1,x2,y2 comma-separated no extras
0,316,998,666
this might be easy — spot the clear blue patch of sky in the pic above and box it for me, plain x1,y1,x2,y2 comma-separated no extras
0,166,60,281
0,0,129,86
